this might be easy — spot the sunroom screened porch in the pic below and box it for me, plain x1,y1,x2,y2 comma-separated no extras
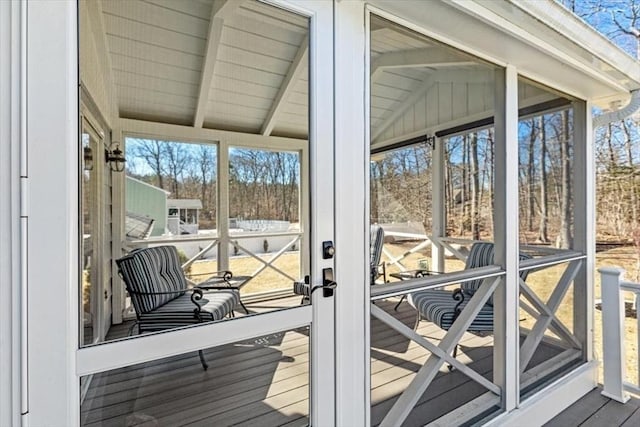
14,0,640,425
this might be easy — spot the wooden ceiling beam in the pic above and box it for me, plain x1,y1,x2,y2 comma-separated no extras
261,34,308,136
372,47,476,72
193,0,244,128
372,75,435,142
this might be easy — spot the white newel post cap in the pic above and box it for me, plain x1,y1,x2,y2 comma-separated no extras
598,267,624,277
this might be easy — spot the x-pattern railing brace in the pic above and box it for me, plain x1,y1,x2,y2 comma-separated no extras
181,238,219,271
431,236,469,262
519,259,583,371
375,277,502,427
383,238,433,271
231,235,301,282
519,300,581,349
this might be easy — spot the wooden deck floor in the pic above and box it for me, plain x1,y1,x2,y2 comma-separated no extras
82,298,563,426
546,388,640,427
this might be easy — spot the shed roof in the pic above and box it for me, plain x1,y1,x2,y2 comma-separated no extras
167,199,203,209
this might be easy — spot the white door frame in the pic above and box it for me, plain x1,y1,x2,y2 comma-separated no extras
80,114,105,345
25,0,338,425
333,1,371,425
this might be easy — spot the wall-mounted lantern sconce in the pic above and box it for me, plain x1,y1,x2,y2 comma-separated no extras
83,145,94,171
105,143,126,172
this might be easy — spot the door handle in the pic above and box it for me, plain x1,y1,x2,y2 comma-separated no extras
310,268,337,298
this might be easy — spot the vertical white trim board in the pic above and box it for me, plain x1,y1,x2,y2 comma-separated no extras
26,0,79,424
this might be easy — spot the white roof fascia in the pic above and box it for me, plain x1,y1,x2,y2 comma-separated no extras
368,0,627,102
510,0,640,91
446,0,635,95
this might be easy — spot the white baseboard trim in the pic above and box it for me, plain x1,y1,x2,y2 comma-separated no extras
484,361,598,427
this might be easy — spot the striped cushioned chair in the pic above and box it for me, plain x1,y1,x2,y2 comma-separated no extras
116,245,240,370
408,242,531,366
370,225,386,285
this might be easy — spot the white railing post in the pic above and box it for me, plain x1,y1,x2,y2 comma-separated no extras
599,267,630,403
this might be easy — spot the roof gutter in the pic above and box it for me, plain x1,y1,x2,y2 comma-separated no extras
593,89,640,128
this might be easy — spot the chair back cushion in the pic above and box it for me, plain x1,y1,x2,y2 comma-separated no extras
460,242,532,297
370,225,385,283
116,246,188,314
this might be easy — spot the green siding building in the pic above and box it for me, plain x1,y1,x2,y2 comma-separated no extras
125,177,169,237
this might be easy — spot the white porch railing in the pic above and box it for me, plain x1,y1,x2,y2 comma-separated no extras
599,267,640,403
380,229,567,272
380,230,483,272
121,231,303,319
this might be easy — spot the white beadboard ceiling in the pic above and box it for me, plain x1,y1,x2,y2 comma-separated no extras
99,0,559,144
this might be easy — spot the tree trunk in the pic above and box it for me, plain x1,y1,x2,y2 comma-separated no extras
559,110,573,249
527,119,536,232
537,115,549,243
459,135,469,235
445,144,453,224
606,123,616,172
623,119,638,224
470,133,480,240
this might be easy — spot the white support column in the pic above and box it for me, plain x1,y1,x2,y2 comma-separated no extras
599,267,630,403
492,65,520,411
432,137,445,273
335,1,368,425
218,141,230,271
573,99,594,362
26,0,79,423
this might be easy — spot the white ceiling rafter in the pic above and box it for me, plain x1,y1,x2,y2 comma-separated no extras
261,34,309,136
372,75,436,142
370,48,476,87
431,69,493,84
370,64,385,87
372,47,476,73
193,0,244,128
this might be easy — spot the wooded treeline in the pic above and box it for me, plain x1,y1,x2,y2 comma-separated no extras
371,104,640,247
595,118,640,239
126,139,301,230
560,0,640,243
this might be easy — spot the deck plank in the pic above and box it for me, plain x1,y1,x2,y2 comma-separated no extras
581,398,640,427
620,406,640,427
543,388,611,427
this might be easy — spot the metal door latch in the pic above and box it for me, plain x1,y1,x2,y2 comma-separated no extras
310,268,337,298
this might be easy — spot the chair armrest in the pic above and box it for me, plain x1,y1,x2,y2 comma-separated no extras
196,284,240,291
452,288,465,320
187,270,233,281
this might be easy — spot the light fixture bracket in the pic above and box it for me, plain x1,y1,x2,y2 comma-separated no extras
105,143,126,172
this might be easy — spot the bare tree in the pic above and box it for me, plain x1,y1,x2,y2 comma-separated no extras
470,133,480,240
130,139,165,189
538,115,549,243
558,110,573,249
560,0,640,58
194,145,216,222
163,143,191,198
526,119,537,232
